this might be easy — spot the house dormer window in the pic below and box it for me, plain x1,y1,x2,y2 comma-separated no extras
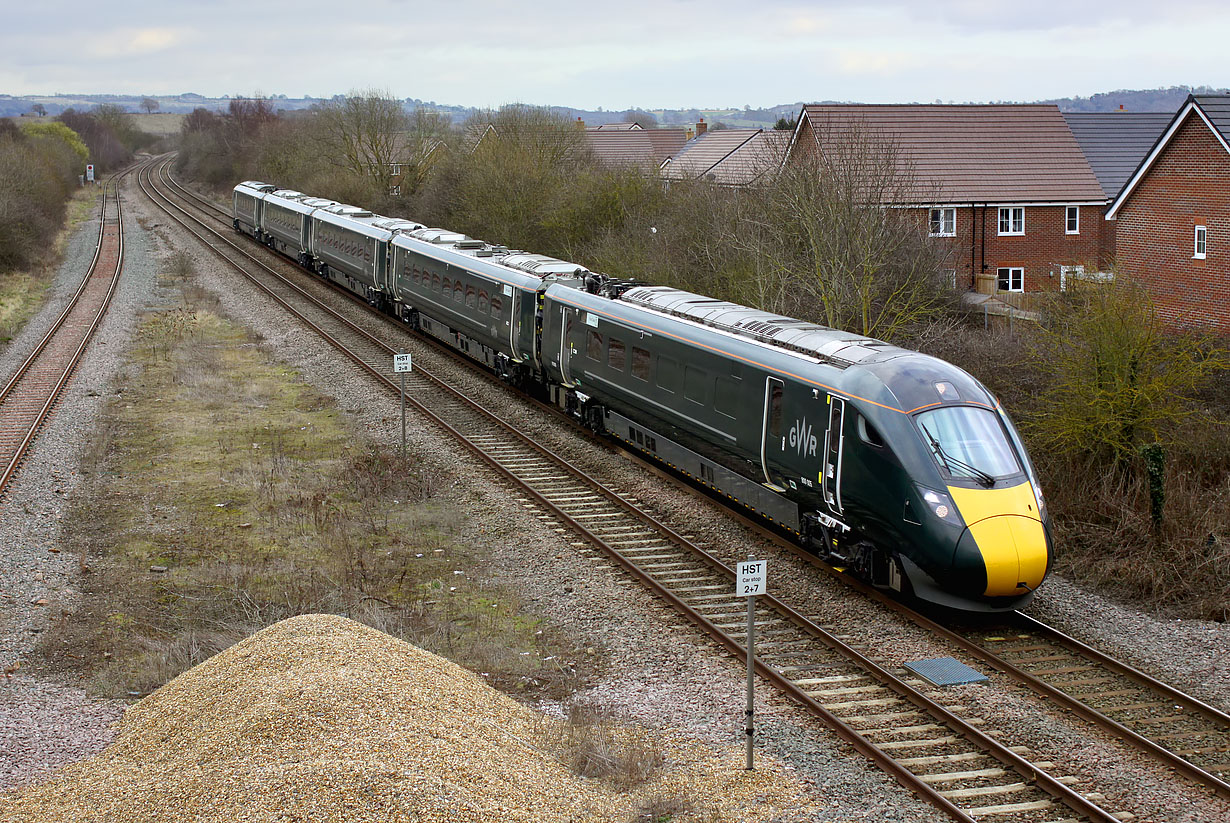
929,207,956,237
998,207,1024,236
1194,225,1207,259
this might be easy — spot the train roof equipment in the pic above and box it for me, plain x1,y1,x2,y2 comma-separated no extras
619,285,908,368
501,253,589,276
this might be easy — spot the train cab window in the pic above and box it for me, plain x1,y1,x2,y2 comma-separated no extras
490,296,502,316
631,347,651,381
684,366,707,405
465,286,477,308
657,356,678,392
857,414,884,448
714,377,738,419
916,406,1021,482
587,330,603,361
608,339,626,371
477,290,489,312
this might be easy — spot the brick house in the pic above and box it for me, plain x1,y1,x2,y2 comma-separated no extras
790,105,1109,296
1105,95,1230,330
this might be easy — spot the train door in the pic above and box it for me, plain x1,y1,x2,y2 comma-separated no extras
822,396,846,515
559,305,577,387
760,377,785,488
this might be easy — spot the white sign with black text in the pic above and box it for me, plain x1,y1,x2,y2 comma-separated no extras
736,560,767,597
393,353,413,373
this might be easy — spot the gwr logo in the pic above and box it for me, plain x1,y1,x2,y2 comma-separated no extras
789,418,818,457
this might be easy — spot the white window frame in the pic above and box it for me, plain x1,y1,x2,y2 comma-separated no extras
1194,225,1207,259
389,185,402,196
943,269,957,289
997,267,1024,293
929,207,956,237
1065,206,1079,235
998,207,1024,236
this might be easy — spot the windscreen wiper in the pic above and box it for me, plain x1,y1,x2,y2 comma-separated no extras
920,424,996,487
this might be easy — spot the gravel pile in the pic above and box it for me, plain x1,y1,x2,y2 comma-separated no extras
0,614,816,822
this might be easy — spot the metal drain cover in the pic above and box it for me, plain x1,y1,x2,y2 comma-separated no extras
904,657,988,686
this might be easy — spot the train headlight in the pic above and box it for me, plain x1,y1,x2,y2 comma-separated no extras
917,486,964,527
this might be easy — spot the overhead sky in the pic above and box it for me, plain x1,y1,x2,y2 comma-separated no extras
3,1,1228,108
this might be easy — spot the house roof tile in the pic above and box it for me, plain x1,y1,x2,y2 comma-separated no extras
1062,112,1172,198
800,104,1106,203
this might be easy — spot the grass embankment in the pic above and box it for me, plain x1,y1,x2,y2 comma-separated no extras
41,270,585,700
0,187,98,345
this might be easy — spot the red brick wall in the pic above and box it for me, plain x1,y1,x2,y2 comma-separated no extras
923,204,1108,293
1115,111,1230,330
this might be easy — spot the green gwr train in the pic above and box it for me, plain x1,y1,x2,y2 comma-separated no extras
235,181,1052,612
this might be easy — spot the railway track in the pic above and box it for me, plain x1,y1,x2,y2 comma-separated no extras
0,166,135,499
142,159,1137,822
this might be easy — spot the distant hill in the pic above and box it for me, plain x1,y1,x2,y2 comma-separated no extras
1037,85,1230,112
1,87,1225,125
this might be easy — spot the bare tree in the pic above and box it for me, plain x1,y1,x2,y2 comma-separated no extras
389,109,452,197
729,122,952,341
312,89,408,192
140,97,159,115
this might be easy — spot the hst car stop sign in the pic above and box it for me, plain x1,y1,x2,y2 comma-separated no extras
86,164,94,183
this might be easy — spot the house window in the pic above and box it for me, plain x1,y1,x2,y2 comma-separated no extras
943,269,957,290
389,185,401,196
998,207,1024,236
390,164,402,175
929,207,956,237
1195,225,1207,259
1066,206,1079,235
997,267,1024,293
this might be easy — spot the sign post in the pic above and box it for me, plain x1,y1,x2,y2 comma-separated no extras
736,557,767,770
393,351,412,458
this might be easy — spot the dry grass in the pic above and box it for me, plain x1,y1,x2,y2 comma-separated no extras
540,703,666,790
38,273,589,698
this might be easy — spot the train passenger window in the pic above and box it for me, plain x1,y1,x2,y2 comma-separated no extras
657,356,677,392
411,267,420,284
454,282,465,302
714,377,738,419
608,339,626,371
769,382,783,438
631,347,650,381
587,330,603,360
490,296,502,316
465,286,476,308
857,415,884,448
441,277,451,295
477,290,489,312
684,366,707,405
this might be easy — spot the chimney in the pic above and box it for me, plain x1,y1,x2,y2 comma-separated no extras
696,117,707,136
1118,104,1125,111
576,116,586,130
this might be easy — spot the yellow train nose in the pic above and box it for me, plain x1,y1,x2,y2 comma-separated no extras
948,482,1048,597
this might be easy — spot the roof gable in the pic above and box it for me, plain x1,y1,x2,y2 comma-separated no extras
1106,95,1230,219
